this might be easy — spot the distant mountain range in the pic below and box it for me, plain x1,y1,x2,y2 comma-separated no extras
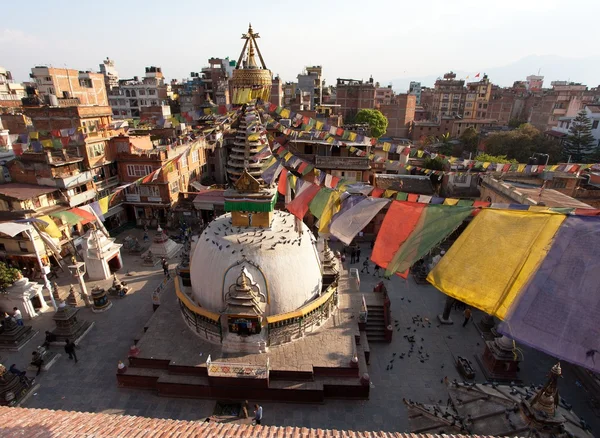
387,55,600,92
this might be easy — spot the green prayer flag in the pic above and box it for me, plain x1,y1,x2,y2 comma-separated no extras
309,188,333,219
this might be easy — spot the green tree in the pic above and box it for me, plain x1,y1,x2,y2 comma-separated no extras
354,109,388,138
423,156,446,170
460,127,479,153
0,262,21,291
438,132,453,155
483,124,562,163
563,110,597,163
474,153,517,164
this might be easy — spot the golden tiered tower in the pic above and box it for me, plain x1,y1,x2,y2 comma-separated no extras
230,24,272,104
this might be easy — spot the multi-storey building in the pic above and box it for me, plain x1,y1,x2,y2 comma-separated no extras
335,78,376,120
409,81,422,105
297,66,323,110
526,75,544,92
99,58,120,91
430,72,466,121
0,67,27,108
30,67,108,107
464,74,492,119
202,58,232,105
112,134,206,227
526,82,599,132
549,104,600,148
270,75,283,107
282,82,297,107
379,93,416,138
376,85,393,106
107,66,170,119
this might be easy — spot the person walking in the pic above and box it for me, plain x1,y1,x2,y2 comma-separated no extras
356,248,361,263
253,404,263,425
13,307,23,326
350,248,356,264
462,308,472,327
143,225,149,242
373,264,382,278
64,339,78,363
361,257,370,274
162,258,169,277
31,351,44,376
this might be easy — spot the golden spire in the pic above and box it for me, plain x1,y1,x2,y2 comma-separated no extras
236,23,267,70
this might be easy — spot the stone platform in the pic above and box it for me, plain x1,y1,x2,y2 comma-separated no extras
117,268,370,402
0,325,38,352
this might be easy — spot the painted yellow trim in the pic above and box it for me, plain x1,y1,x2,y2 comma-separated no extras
175,277,221,322
266,284,336,324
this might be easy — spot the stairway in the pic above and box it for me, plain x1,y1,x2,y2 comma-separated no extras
365,305,388,343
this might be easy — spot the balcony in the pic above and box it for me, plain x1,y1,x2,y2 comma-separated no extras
314,156,370,170
94,175,119,191
38,170,94,189
68,189,97,207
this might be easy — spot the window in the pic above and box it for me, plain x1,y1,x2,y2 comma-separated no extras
179,154,187,168
139,89,146,95
79,78,93,88
552,180,567,189
170,181,180,193
139,185,160,197
466,102,473,108
88,143,105,157
191,150,199,163
593,120,599,129
453,174,468,184
0,243,5,252
151,100,157,106
127,164,153,177
19,241,28,253
149,89,156,95
45,76,52,82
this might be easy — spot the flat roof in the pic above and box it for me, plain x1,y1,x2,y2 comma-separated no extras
0,183,59,201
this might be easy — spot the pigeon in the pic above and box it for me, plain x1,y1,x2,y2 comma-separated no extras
226,245,230,248
393,353,396,356
232,250,236,254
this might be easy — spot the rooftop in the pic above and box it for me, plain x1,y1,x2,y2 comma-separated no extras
374,174,435,195
0,406,485,438
0,182,59,200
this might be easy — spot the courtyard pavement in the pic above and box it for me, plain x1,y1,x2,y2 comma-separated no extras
3,230,599,434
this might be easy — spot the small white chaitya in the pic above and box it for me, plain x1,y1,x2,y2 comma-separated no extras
81,226,123,280
145,226,182,260
4,275,48,319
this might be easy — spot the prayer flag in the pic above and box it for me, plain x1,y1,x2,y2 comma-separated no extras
318,191,341,234
309,188,333,219
427,209,565,319
277,168,288,195
37,215,62,239
286,184,321,220
330,197,390,245
499,216,600,373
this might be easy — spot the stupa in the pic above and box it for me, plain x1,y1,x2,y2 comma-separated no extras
4,275,48,320
81,225,123,280
145,226,181,260
476,334,522,382
50,301,94,344
117,27,369,403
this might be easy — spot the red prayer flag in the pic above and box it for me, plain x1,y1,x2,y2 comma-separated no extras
278,168,288,196
371,188,384,198
407,194,419,203
286,184,321,220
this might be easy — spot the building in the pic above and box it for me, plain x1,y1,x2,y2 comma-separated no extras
270,75,283,107
335,77,376,120
297,66,323,110
379,93,416,138
464,74,492,119
409,81,422,104
201,57,233,105
107,66,170,119
452,119,498,137
282,82,297,107
526,82,599,132
112,134,205,227
376,85,393,106
526,74,544,91
30,67,108,107
411,117,456,141
431,72,466,121
548,104,600,147
0,67,26,108
98,58,119,91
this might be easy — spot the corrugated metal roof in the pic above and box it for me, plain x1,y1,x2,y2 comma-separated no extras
0,183,59,201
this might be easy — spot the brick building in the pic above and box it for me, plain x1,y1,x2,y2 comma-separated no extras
411,117,456,141
464,75,492,119
379,93,416,138
30,67,108,107
0,67,26,108
270,75,283,107
112,134,206,227
335,78,376,120
430,72,466,121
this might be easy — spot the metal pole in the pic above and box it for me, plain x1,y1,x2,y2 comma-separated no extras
26,228,57,311
76,268,91,307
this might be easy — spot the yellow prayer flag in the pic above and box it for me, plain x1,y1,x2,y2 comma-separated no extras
203,108,212,115
280,109,291,118
326,137,334,144
443,198,459,206
549,165,558,171
427,209,565,319
283,152,292,161
417,150,424,158
41,139,53,148
38,215,62,239
318,191,341,234
349,132,357,142
248,134,260,141
30,132,39,140
517,164,526,172
97,196,110,214
315,121,323,130
482,162,491,169
383,142,391,152
383,189,398,198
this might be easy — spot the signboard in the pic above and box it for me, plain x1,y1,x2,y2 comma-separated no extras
147,197,162,203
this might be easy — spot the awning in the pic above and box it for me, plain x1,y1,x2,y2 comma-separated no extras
193,190,225,211
0,222,31,237
190,181,210,191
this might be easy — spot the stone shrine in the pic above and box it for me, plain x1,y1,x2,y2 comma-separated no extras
0,314,37,352
81,226,123,280
50,302,94,344
145,226,181,260
3,275,48,320
476,335,522,382
0,364,31,406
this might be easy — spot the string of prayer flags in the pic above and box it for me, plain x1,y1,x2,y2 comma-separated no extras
286,183,321,220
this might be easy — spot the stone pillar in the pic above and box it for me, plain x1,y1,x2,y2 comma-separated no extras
438,296,455,325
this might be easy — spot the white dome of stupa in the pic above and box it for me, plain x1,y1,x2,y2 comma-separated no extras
190,210,322,316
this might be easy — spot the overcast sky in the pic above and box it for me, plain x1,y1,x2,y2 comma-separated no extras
1,0,599,91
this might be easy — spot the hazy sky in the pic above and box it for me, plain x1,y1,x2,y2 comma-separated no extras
1,0,599,90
